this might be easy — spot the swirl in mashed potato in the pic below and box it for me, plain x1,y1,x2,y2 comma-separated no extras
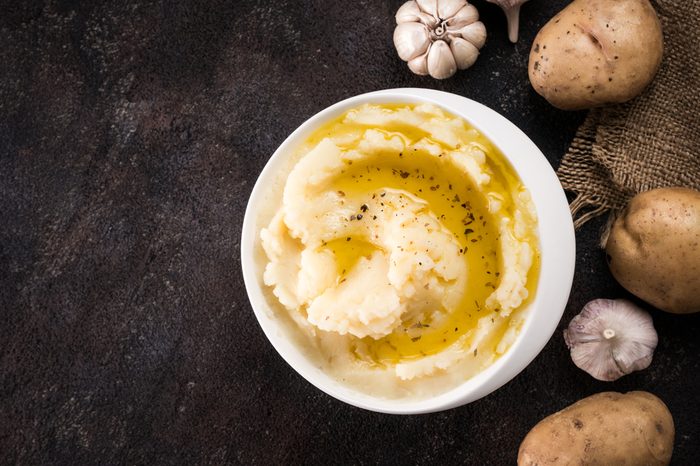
259,103,539,399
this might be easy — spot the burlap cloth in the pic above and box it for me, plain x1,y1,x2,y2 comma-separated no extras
557,0,700,229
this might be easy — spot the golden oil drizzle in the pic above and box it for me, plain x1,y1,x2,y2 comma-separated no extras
304,104,540,365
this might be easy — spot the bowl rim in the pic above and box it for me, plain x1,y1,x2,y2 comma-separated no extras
240,88,575,414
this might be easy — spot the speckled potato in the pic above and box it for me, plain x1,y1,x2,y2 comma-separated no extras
605,187,700,314
528,0,663,110
518,391,674,466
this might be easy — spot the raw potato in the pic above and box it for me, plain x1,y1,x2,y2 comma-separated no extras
605,187,700,314
528,0,663,110
518,391,674,466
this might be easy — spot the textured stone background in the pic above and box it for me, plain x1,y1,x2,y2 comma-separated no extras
1,0,698,464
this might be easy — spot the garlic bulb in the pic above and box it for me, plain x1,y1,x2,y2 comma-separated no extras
563,299,658,382
487,0,529,43
394,0,487,79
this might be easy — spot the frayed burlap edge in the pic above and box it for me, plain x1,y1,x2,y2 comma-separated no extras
558,106,638,230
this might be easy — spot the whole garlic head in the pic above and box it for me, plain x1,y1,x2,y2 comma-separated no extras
564,299,658,382
393,0,487,79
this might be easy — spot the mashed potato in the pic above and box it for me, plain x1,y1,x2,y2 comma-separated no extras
259,103,539,399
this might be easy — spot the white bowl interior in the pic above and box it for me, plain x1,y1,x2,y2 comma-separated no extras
241,88,575,414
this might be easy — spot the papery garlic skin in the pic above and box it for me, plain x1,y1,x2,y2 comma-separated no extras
487,0,529,43
394,0,486,79
564,299,658,382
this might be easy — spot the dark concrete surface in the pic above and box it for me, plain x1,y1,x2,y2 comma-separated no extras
1,1,698,464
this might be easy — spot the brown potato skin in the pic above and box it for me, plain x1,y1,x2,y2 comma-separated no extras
528,0,663,110
606,187,700,314
518,391,674,466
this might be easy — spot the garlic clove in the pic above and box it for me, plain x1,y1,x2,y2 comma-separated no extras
450,37,479,70
563,299,658,382
437,0,466,20
396,1,437,27
427,39,457,79
446,4,479,28
396,1,423,24
393,22,432,61
448,21,486,49
408,49,430,75
415,0,438,18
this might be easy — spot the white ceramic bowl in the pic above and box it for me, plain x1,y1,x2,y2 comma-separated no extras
241,88,575,414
